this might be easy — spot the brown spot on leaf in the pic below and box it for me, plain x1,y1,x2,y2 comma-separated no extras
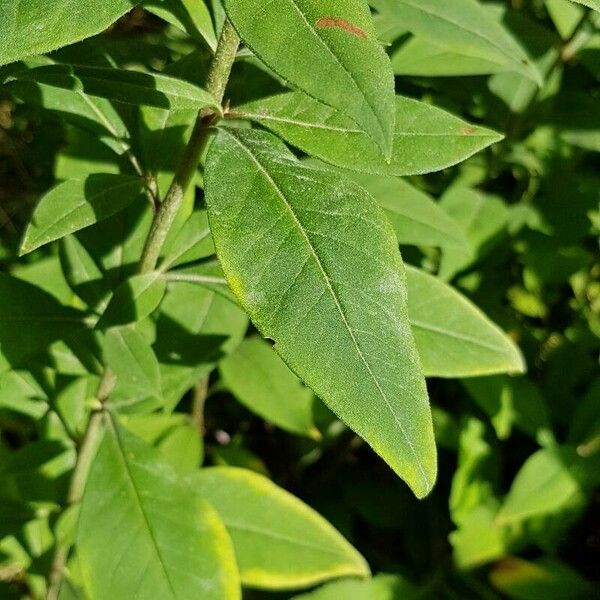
460,126,476,135
316,17,367,39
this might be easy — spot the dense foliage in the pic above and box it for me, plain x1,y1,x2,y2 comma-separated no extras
0,0,598,598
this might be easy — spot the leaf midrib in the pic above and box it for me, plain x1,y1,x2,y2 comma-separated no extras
224,129,430,490
109,417,178,598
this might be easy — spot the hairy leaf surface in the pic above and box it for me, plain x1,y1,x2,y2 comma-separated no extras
235,93,502,175
224,0,395,155
205,127,436,498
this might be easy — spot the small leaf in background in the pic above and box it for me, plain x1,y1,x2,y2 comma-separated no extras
103,325,163,413
438,185,508,281
154,283,248,411
236,93,502,176
405,267,525,378
192,467,369,589
160,209,215,270
20,174,145,255
462,376,551,442
205,127,436,498
78,417,240,600
348,173,468,249
220,336,318,438
0,273,86,372
97,273,166,329
144,0,218,49
0,1,142,67
489,556,592,600
496,445,589,526
10,65,221,112
291,573,421,599
371,0,542,84
224,0,395,155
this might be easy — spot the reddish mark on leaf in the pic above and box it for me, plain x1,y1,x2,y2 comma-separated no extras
316,17,367,39
460,126,476,136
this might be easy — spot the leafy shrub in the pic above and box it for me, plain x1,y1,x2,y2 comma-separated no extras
0,1,598,599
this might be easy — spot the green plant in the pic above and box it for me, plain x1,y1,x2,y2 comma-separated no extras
0,0,598,599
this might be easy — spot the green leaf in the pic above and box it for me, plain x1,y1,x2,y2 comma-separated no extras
20,174,145,255
405,267,525,377
160,209,215,270
371,0,542,84
0,1,143,67
219,336,318,438
192,467,369,589
347,174,468,249
205,127,436,498
570,0,600,11
496,446,588,525
235,92,502,176
103,325,163,412
78,417,240,599
0,273,86,372
292,573,421,599
224,0,395,155
154,283,248,410
11,65,221,112
97,273,167,329
144,0,218,49
490,556,592,600
438,185,508,281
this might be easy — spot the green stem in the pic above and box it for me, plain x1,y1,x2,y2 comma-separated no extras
138,20,240,274
46,370,114,600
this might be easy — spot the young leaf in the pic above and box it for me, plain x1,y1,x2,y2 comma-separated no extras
103,325,163,412
347,174,468,249
371,0,542,84
0,273,86,372
11,65,221,112
20,174,145,255
77,417,240,599
192,467,369,589
205,128,436,498
234,93,502,175
0,1,143,67
405,267,525,377
219,336,318,438
97,273,167,329
224,0,395,155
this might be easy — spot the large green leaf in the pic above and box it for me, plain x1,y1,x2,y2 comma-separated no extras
10,65,220,111
20,174,145,255
78,417,240,599
405,267,525,377
224,0,395,155
219,336,318,438
234,92,502,175
371,0,542,84
0,1,142,67
0,273,86,372
205,127,436,498
192,467,369,589
347,174,468,249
